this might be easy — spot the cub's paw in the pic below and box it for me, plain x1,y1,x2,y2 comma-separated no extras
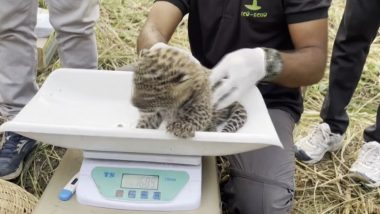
166,121,196,138
136,121,151,129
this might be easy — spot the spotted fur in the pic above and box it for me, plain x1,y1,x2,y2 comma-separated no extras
132,47,247,138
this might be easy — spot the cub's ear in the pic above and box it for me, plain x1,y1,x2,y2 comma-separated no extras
139,49,150,58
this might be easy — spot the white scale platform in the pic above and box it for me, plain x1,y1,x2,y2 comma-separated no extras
0,68,282,211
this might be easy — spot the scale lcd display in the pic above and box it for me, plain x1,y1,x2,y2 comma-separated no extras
121,174,159,190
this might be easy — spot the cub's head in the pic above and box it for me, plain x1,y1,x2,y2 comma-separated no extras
132,47,209,112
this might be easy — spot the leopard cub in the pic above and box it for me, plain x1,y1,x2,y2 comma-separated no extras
132,46,247,138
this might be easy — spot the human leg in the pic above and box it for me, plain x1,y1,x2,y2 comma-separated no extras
0,0,38,180
222,109,295,214
47,0,99,69
321,0,380,134
0,0,39,120
363,105,380,143
296,0,380,164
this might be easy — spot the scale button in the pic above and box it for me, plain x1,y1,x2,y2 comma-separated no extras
115,190,124,198
128,190,136,198
153,192,161,200
141,191,148,199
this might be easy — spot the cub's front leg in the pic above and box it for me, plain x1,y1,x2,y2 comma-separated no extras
166,102,212,138
136,111,163,129
166,121,197,138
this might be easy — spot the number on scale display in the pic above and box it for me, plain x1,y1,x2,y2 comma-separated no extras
121,174,159,190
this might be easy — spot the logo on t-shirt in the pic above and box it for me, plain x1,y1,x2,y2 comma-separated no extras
241,0,267,18
244,0,261,11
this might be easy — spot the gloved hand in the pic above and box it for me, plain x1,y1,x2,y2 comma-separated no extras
210,48,267,109
150,42,200,64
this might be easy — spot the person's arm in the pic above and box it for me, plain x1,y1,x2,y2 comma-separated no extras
137,1,183,52
210,18,328,109
274,18,328,87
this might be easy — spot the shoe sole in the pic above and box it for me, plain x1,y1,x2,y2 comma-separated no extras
23,145,38,171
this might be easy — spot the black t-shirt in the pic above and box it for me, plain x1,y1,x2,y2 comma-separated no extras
157,0,330,122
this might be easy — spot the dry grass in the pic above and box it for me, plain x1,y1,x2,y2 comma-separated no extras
5,0,380,213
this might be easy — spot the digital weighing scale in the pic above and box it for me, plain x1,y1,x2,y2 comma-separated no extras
76,155,201,211
0,68,282,211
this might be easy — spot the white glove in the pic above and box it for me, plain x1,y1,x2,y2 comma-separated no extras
150,42,170,50
150,42,200,64
209,48,266,109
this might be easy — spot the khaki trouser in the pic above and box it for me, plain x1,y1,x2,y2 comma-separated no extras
0,0,99,120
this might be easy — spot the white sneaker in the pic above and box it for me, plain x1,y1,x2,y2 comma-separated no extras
349,141,380,187
295,123,344,164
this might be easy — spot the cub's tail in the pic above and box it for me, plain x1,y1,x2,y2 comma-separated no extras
213,102,247,133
